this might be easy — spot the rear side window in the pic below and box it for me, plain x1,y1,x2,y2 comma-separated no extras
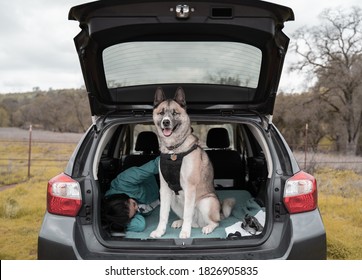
103,42,261,89
132,123,235,152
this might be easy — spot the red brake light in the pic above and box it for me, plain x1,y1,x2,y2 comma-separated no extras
283,171,317,214
47,173,82,217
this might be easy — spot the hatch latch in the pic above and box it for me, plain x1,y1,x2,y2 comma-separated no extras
175,4,191,18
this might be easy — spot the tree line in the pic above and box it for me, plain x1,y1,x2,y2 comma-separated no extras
274,91,362,156
0,88,91,133
1,85,361,155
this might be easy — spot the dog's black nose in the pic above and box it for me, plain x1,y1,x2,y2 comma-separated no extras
162,119,170,127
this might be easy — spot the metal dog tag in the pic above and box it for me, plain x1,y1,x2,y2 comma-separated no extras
170,154,177,161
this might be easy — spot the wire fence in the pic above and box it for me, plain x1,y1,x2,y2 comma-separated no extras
2,141,362,171
293,150,362,174
0,140,77,164
2,135,362,188
0,136,79,187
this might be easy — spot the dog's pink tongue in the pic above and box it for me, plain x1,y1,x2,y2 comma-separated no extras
163,128,172,137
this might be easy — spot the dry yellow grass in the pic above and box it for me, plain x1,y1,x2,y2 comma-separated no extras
0,141,29,186
315,168,362,260
0,140,75,186
0,140,76,259
0,167,63,259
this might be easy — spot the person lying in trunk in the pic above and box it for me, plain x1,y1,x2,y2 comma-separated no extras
102,157,160,232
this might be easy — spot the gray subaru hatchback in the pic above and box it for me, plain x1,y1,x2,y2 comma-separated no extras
38,0,326,259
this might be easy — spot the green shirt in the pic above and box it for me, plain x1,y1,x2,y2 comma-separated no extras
105,157,160,231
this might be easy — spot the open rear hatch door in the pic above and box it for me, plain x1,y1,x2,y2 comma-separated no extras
69,0,294,116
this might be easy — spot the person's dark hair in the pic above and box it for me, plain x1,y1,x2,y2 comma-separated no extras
102,193,131,232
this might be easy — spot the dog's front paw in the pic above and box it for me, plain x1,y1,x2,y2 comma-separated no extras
150,229,165,238
179,229,191,239
202,224,217,235
171,219,183,228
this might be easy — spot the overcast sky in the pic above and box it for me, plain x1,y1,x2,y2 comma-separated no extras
0,0,361,94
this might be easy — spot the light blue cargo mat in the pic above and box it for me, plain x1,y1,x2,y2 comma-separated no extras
125,190,262,239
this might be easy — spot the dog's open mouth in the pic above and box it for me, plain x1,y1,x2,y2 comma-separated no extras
162,128,173,137
162,124,179,137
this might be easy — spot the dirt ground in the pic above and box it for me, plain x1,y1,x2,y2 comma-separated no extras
0,127,83,142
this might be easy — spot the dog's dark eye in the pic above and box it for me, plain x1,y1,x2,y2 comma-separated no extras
159,110,165,116
172,110,179,116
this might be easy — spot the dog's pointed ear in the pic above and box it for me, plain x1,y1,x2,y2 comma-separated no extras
174,87,186,108
154,87,166,107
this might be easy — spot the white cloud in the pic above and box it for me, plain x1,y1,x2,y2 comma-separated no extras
0,0,86,93
0,0,361,93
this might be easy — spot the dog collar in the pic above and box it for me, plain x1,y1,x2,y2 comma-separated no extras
166,136,188,151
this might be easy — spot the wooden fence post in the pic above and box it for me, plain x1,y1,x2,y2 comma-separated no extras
304,123,308,170
28,124,32,179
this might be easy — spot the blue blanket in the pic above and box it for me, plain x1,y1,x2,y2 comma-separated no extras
125,190,263,239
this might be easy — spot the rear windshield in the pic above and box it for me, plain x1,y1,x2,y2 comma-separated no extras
102,42,261,89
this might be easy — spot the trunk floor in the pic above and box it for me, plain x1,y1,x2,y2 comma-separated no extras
125,190,263,239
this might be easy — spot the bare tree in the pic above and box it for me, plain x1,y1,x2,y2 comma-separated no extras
274,92,330,152
290,6,362,155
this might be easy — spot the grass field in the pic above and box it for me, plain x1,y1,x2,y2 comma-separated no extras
315,169,362,259
0,135,361,259
0,139,77,259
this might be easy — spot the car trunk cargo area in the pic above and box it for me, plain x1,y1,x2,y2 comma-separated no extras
93,117,272,245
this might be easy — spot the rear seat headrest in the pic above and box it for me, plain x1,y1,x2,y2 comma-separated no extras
135,131,159,154
206,128,230,149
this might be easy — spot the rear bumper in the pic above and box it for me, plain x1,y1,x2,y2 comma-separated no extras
38,210,326,260
37,212,78,260
286,210,327,259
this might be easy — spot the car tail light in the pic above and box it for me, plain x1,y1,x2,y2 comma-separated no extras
47,173,82,217
283,171,317,214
